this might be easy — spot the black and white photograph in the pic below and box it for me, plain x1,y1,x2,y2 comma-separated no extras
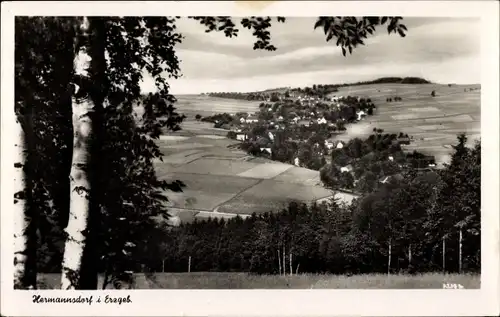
1,1,499,316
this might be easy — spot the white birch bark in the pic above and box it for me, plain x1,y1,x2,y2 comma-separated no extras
13,109,35,289
282,245,286,276
408,244,412,265
277,249,281,275
60,17,94,290
387,238,392,275
458,227,463,274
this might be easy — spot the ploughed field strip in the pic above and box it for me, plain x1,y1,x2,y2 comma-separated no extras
154,123,350,223
173,94,261,117
154,134,344,222
331,83,480,164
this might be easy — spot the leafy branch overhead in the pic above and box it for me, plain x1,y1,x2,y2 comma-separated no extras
190,16,407,55
314,17,407,56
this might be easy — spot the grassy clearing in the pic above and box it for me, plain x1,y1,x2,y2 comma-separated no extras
37,272,480,289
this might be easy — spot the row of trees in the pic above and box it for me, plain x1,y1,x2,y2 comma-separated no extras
386,96,402,102
151,134,480,275
14,16,409,289
208,91,268,101
291,84,339,99
321,132,435,192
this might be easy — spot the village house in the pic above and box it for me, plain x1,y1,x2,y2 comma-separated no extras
239,117,246,124
340,164,353,173
260,147,272,155
317,117,327,125
336,141,345,149
388,155,394,161
356,110,366,121
397,136,411,145
236,133,247,141
324,140,334,149
245,115,259,124
294,157,300,167
268,131,275,141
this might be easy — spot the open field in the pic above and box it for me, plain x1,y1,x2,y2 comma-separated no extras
36,272,480,289
330,83,480,165
174,94,261,118
216,182,357,215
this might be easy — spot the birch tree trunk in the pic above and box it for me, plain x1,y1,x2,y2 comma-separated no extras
278,249,281,275
61,17,94,290
458,227,463,274
13,107,37,289
408,244,412,266
387,238,392,275
78,16,107,291
282,245,286,277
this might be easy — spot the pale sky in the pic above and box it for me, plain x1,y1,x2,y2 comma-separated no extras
139,17,481,95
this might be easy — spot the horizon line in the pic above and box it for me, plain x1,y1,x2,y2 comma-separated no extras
174,81,482,95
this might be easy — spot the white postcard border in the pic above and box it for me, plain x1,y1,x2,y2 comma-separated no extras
1,1,499,316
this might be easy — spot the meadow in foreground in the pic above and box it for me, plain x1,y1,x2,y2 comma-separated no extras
37,272,480,289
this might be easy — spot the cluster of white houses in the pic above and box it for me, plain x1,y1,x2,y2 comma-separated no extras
229,94,369,143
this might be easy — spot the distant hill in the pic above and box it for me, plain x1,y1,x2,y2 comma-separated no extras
335,77,432,87
204,77,432,97
261,77,432,93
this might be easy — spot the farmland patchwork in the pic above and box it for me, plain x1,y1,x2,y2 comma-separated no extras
155,84,479,224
